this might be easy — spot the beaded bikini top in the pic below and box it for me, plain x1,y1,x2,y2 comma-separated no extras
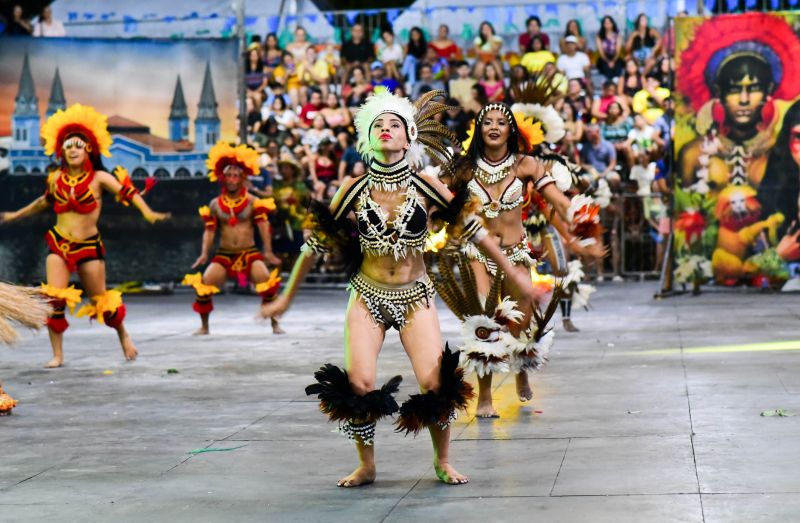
46,169,99,215
333,158,449,260
469,155,524,219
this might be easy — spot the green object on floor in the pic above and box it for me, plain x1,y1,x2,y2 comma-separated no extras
760,409,795,417
167,369,179,374
187,444,247,455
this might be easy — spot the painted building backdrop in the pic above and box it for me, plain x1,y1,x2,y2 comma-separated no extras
0,37,239,283
673,11,800,288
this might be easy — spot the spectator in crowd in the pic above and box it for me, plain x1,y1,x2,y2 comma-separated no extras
443,97,471,142
245,95,264,136
653,95,674,153
272,51,303,109
337,133,362,181
300,46,332,98
601,101,633,168
423,46,449,81
617,57,644,103
308,136,339,200
264,33,283,77
560,102,584,163
479,61,505,103
448,61,475,109
299,89,325,128
556,35,591,84
519,15,550,53
591,80,629,121
256,117,289,151
375,27,404,80
507,65,529,103
595,15,622,81
286,26,311,63
369,60,400,93
625,14,662,73
412,63,445,98
342,65,372,107
632,71,670,125
402,27,427,85
472,21,503,80
263,96,299,132
650,56,673,87
320,92,351,134
429,24,460,62
625,113,658,163
521,35,556,75
556,78,591,122
464,83,487,116
250,140,276,198
539,61,568,95
559,19,586,54
33,6,65,37
6,4,32,35
581,123,619,183
340,23,374,83
245,44,268,98
302,113,334,156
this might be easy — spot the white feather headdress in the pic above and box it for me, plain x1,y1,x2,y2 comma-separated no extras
354,87,456,170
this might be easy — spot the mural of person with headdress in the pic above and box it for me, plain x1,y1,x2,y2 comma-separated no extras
673,13,800,286
677,13,800,193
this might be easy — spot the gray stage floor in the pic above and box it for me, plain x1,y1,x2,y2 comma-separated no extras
1,283,799,522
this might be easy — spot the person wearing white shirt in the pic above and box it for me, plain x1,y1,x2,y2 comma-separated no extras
556,35,590,82
33,6,66,37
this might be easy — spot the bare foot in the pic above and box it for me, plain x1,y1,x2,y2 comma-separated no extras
271,318,285,335
193,327,210,336
435,462,469,485
516,372,533,402
337,465,376,487
120,332,138,361
44,357,63,369
475,398,499,418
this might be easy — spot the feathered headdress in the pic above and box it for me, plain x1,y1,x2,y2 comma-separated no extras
206,141,260,182
354,87,457,170
510,80,566,148
677,12,800,111
41,104,112,159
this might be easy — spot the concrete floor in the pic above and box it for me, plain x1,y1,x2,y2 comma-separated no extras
1,283,799,522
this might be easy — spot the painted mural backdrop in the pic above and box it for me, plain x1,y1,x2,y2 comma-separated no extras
0,37,238,282
673,12,800,288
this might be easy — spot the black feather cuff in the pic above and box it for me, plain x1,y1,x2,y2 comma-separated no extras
395,344,474,436
305,364,402,423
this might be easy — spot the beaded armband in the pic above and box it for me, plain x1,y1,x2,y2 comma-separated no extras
198,206,217,230
534,173,555,191
301,234,331,255
459,216,489,244
253,198,277,223
113,167,140,207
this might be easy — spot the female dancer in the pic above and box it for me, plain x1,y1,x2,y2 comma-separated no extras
452,91,605,417
0,104,169,368
261,88,540,487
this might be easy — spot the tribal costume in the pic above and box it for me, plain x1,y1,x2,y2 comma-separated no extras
37,105,138,335
183,142,280,318
303,88,480,447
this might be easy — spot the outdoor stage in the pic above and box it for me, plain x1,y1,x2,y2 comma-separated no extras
1,283,799,522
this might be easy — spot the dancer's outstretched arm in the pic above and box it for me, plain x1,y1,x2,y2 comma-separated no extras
0,196,49,223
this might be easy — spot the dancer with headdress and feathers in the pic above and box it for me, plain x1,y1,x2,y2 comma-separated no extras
444,82,606,418
0,104,169,368
182,142,283,335
261,87,542,487
0,283,51,415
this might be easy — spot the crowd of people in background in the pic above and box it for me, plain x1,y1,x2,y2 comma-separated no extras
1,6,677,279
249,15,677,279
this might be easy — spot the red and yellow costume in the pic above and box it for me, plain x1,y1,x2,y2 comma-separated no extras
184,142,280,315
37,104,132,333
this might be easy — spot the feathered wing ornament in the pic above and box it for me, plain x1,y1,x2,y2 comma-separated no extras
428,252,522,377
509,284,566,373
